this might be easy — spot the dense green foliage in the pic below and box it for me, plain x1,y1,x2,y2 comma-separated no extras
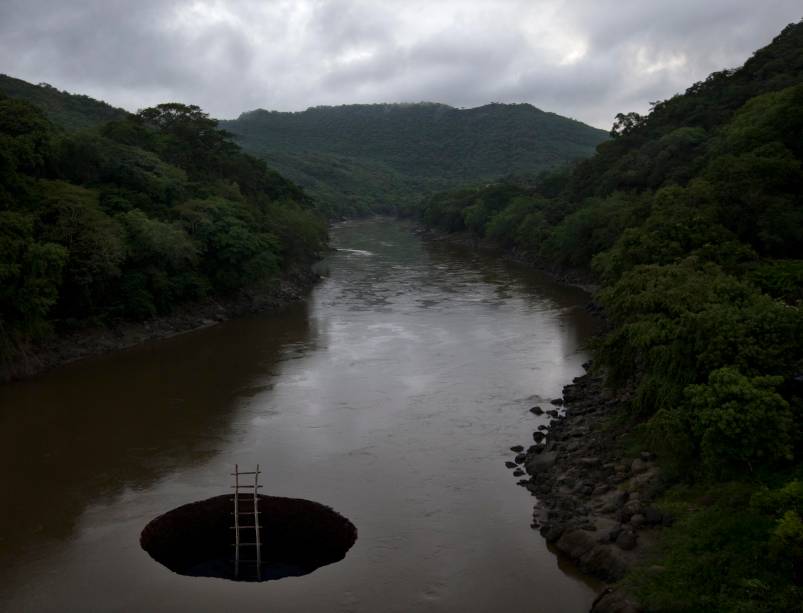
626,480,802,612
221,102,608,217
0,94,326,363
419,21,803,607
0,74,128,131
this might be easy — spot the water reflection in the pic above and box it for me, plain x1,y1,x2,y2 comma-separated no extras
0,219,601,612
0,303,315,569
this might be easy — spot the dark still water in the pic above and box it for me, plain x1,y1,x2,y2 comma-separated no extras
0,219,600,612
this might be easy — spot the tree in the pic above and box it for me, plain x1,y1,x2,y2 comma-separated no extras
0,211,67,354
610,112,644,138
685,367,793,474
136,103,238,179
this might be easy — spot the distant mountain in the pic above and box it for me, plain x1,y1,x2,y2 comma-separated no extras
0,73,607,218
221,103,609,216
0,74,128,130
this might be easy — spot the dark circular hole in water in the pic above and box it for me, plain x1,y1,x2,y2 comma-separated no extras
140,495,357,582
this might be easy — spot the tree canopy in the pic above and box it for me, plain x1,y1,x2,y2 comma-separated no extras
0,95,326,364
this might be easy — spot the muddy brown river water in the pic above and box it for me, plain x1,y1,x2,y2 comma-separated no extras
0,219,600,612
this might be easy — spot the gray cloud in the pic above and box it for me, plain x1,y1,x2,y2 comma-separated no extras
0,0,799,129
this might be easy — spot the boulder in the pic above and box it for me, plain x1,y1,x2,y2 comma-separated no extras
591,587,641,613
555,529,596,560
581,545,631,582
630,458,648,474
541,523,566,543
618,500,642,523
524,451,557,475
629,514,645,529
557,476,575,488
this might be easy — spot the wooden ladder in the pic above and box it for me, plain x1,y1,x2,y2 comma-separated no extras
231,464,263,578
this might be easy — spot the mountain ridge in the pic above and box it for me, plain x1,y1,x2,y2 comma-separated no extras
0,73,128,130
0,74,609,218
220,101,608,216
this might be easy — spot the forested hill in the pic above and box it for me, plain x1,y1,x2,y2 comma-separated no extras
220,102,608,217
0,94,327,378
0,74,128,130
420,21,803,611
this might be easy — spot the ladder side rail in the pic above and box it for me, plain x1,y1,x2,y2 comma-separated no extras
234,464,240,577
254,464,262,572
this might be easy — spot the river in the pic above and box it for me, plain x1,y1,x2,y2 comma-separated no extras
0,219,600,612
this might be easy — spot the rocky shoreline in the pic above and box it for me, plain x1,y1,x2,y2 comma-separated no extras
416,223,657,611
1,266,321,383
505,367,672,613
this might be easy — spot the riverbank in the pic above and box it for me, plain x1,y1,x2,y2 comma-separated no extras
415,226,656,611
505,367,670,613
1,266,321,383
1,217,604,612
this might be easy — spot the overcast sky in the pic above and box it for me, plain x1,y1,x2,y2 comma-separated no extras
1,1,800,129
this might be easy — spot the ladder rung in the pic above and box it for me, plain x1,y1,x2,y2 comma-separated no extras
232,511,261,515
231,526,258,529
234,543,261,546
231,485,263,488
231,471,260,475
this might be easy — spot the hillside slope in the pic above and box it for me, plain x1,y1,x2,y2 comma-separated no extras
221,102,608,216
0,74,128,130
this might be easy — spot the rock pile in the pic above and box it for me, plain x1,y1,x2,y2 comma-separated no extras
503,367,673,612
